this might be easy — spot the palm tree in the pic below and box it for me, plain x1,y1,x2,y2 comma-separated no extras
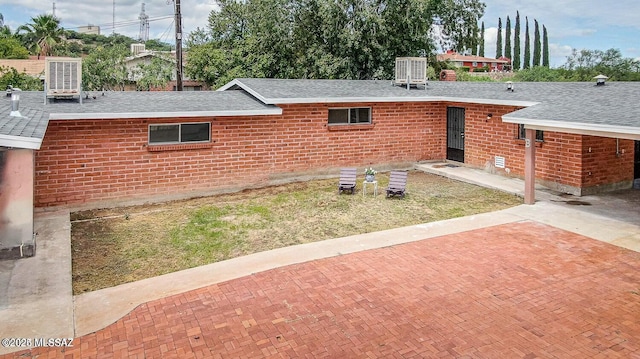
17,14,64,58
0,12,11,38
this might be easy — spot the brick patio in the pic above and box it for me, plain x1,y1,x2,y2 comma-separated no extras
6,221,640,358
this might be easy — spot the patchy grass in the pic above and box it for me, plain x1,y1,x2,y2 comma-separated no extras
71,171,522,293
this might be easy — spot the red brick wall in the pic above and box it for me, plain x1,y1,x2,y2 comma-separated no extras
34,102,447,207
461,102,633,193
581,137,635,191
34,100,635,207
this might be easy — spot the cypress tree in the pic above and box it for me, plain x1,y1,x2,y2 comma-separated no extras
533,19,541,66
542,25,549,67
523,16,530,69
496,17,503,58
479,21,485,57
505,16,512,68
513,11,521,70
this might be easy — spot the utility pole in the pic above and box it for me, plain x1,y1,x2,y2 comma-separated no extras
174,0,183,91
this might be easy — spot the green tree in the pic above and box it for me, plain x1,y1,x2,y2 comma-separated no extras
133,56,175,90
533,19,540,67
0,13,12,39
495,17,502,58
513,66,562,81
0,65,42,90
144,39,172,51
561,48,640,81
82,44,129,91
523,16,530,69
513,11,520,70
0,37,30,59
504,16,511,62
542,25,549,67
479,21,485,57
186,0,486,87
16,14,64,58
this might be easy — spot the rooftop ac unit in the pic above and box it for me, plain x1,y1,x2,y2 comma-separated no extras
395,57,427,88
45,57,82,99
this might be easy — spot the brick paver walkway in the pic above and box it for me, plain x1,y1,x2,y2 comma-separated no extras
6,221,640,358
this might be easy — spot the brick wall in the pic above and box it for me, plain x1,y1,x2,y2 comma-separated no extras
461,102,634,194
34,100,635,207
34,102,447,207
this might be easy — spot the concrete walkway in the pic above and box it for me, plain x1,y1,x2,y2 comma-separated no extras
1,163,639,356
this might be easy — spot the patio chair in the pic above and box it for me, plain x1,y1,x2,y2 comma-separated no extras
338,168,357,194
386,171,408,198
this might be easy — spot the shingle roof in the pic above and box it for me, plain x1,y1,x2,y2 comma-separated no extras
16,90,282,120
220,78,640,139
0,96,48,149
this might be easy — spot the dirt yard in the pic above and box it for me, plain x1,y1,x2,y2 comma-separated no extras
71,171,522,294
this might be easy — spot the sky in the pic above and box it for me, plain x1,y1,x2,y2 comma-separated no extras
1,0,639,68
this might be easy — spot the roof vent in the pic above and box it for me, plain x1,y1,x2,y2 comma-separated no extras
594,74,608,86
506,81,514,92
9,87,22,117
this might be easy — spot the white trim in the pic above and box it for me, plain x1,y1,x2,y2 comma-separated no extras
217,79,539,107
0,134,42,150
503,116,640,140
48,108,283,120
244,95,538,107
217,79,271,104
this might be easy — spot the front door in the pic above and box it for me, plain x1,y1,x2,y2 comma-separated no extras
446,107,465,163
635,141,640,179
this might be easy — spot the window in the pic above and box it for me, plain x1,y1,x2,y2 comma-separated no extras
149,122,211,144
518,124,544,141
328,108,371,125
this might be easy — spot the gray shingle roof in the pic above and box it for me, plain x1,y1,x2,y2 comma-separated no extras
17,90,281,119
222,78,640,138
0,96,48,149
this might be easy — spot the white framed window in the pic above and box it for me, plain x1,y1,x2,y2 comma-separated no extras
149,122,211,145
328,107,371,125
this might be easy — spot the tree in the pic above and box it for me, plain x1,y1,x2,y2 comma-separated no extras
16,14,64,58
0,65,42,90
523,16,530,69
82,44,129,91
0,37,30,59
186,0,486,87
0,13,12,39
513,11,520,70
562,48,640,81
533,19,540,67
479,21,485,57
133,56,174,90
542,25,549,67
495,17,502,58
504,16,511,62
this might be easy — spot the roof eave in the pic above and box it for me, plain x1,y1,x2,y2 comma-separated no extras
0,134,42,150
49,108,283,120
502,116,640,140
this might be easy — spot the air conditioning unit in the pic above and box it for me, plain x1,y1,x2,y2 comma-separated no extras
131,43,146,55
395,57,427,88
45,57,82,99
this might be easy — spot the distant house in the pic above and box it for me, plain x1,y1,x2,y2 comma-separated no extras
124,44,209,91
1,77,640,258
437,50,511,72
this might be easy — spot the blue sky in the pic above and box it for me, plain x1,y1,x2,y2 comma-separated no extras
2,0,639,68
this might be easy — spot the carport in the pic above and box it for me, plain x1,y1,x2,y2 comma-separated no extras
502,79,640,204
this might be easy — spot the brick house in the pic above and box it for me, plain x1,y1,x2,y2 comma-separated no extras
2,78,640,257
437,50,511,72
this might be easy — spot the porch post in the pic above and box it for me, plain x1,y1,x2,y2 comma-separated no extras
524,128,536,204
